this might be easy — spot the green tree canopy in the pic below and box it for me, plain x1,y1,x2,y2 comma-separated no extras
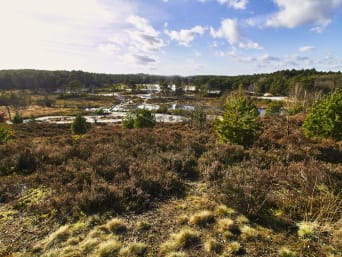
0,124,14,144
71,114,89,135
303,90,342,140
12,112,23,124
265,101,283,117
122,109,156,129
215,94,262,146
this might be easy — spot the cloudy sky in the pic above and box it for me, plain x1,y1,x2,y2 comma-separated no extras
1,0,342,75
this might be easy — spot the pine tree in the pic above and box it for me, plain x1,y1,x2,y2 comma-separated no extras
71,114,88,135
215,93,262,146
303,90,342,140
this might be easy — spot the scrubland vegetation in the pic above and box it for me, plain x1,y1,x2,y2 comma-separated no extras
0,113,341,256
0,70,341,256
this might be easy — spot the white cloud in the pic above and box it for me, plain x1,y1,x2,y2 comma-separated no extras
199,0,249,10
210,19,262,49
165,26,206,46
217,0,249,10
210,19,240,45
299,46,315,53
127,15,166,53
266,0,342,32
0,0,166,72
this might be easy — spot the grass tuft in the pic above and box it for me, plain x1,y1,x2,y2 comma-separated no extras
214,204,235,217
224,241,241,254
45,225,71,248
236,215,249,224
217,218,234,232
160,228,201,252
297,222,317,239
137,220,151,231
105,218,127,234
165,252,187,257
97,239,122,257
81,238,100,254
241,225,258,240
177,215,189,225
189,210,215,227
119,242,147,256
204,238,222,253
278,247,298,257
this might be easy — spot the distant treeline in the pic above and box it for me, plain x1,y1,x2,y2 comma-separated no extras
0,69,341,95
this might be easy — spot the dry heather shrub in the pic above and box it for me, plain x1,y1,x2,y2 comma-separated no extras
241,225,258,240
189,210,215,227
215,204,235,217
105,218,127,234
204,238,222,253
97,239,122,257
160,228,201,252
278,247,298,257
119,242,147,256
198,145,245,181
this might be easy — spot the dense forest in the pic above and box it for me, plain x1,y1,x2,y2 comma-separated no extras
0,69,341,95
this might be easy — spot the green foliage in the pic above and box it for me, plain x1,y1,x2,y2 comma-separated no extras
122,109,156,129
71,114,88,135
134,109,156,128
122,112,135,129
12,112,23,124
157,104,168,114
303,90,342,140
67,79,83,95
159,80,169,95
94,109,107,115
190,106,206,129
265,101,283,116
215,94,262,146
0,123,14,143
287,102,304,115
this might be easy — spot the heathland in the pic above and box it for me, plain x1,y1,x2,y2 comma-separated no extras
0,69,341,257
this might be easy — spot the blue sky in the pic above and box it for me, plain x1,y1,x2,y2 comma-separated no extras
1,0,342,75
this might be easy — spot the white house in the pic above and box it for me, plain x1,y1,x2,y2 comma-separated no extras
141,84,161,93
184,85,196,92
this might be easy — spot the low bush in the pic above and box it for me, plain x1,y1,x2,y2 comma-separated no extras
71,114,89,135
0,124,14,144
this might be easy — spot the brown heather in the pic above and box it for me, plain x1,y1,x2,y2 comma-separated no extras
0,116,341,256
